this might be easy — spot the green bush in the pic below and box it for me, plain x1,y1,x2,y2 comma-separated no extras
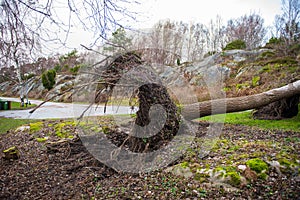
223,40,246,51
42,69,56,90
267,37,283,45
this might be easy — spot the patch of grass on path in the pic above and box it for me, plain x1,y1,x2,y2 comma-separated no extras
0,118,37,134
199,105,300,132
10,101,36,110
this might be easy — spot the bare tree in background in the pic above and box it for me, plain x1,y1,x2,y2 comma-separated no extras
133,20,208,64
275,0,300,45
205,15,226,54
225,13,266,50
0,0,139,103
186,22,206,61
0,0,40,104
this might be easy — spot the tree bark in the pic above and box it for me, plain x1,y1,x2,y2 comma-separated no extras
183,80,300,120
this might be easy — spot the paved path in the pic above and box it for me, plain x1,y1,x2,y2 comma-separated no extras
0,97,136,119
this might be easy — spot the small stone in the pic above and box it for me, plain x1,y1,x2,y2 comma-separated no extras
15,125,30,132
238,165,247,171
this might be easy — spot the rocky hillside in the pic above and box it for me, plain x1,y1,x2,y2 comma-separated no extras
0,48,299,103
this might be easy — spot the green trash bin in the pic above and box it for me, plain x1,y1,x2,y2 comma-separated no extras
0,101,11,110
3,101,8,110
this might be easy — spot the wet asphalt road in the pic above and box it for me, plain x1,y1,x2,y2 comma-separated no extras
0,97,135,119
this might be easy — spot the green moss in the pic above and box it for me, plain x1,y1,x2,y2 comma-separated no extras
54,121,75,138
180,161,189,168
287,65,298,73
30,122,44,133
3,146,18,153
102,126,110,134
251,76,260,87
36,137,48,143
194,173,209,182
222,87,231,92
258,172,268,180
246,158,268,173
227,145,240,153
226,171,241,187
213,167,226,178
235,83,250,91
278,158,292,168
259,64,271,73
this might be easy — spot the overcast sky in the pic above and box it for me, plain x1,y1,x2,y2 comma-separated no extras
134,0,282,28
58,0,283,54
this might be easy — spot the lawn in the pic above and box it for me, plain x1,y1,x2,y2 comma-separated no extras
0,100,37,134
10,101,36,110
199,105,300,132
0,118,37,134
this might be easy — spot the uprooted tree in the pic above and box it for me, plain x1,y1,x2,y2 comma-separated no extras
30,51,300,154
63,52,300,154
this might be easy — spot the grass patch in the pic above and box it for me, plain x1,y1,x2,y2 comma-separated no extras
10,101,36,110
199,105,300,132
0,118,37,134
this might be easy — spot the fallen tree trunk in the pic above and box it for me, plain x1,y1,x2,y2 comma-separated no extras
183,80,300,120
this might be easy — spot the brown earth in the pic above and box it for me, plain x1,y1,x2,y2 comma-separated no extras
0,119,299,199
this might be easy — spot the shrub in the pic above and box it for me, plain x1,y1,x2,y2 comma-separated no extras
42,69,56,90
223,40,246,51
266,37,283,45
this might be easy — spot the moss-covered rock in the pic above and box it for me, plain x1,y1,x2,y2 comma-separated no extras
246,158,268,174
168,164,193,179
225,171,241,187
